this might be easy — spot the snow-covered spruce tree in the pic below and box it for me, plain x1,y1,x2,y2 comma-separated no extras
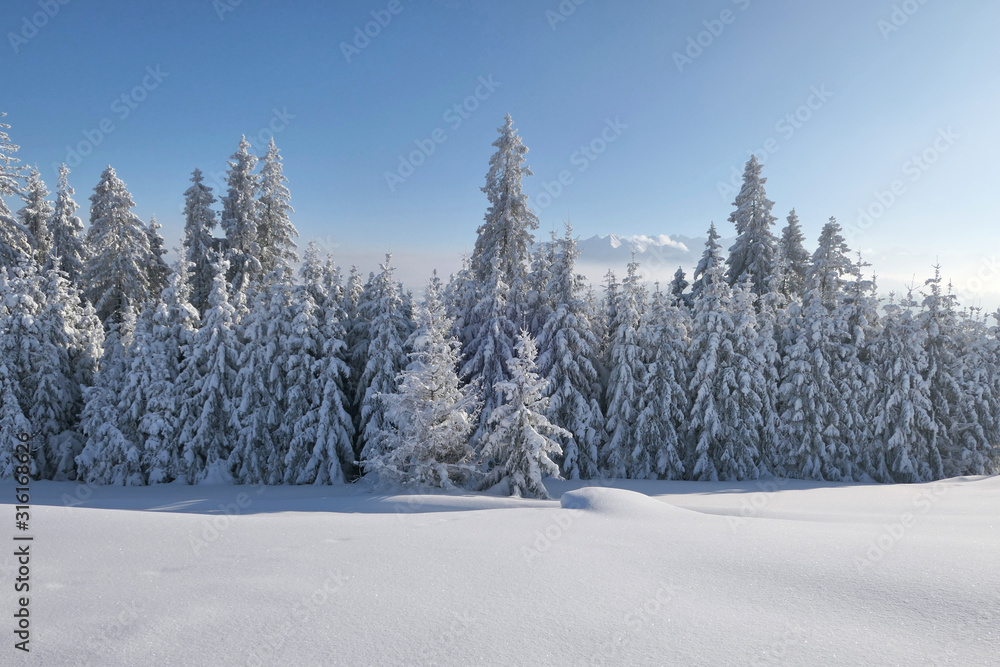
830,265,880,478
145,215,170,299
219,136,261,292
0,265,48,476
446,255,481,354
806,216,856,310
0,361,32,478
31,267,88,479
479,330,568,499
602,258,647,478
0,115,31,270
256,138,298,276
289,279,355,485
686,256,765,481
777,209,810,299
536,225,604,480
48,164,88,287
17,166,53,266
183,167,219,317
634,286,689,480
918,266,991,477
776,290,848,480
867,294,941,483
368,273,479,488
689,222,723,302
725,155,778,297
84,166,154,327
669,266,690,307
462,255,519,450
136,260,199,484
956,311,1000,476
524,233,556,338
76,310,143,485
228,277,290,485
175,256,241,484
280,283,328,484
356,255,412,469
471,114,539,320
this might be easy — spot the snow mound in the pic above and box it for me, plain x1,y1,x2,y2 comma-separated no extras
559,486,690,518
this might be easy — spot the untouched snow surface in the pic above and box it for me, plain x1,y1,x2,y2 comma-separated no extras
2,476,998,665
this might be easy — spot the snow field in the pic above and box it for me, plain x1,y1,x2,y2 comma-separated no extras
2,476,997,665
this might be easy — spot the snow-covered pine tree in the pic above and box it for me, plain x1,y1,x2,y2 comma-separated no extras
17,166,53,266
356,255,412,468
690,222,722,302
182,167,219,316
138,260,199,484
806,216,856,310
867,293,941,482
76,311,144,485
84,166,154,327
955,309,1000,476
0,361,32,478
776,289,846,480
687,252,764,481
48,164,88,287
280,282,328,484
462,256,519,450
0,115,31,270
290,278,355,485
669,266,690,307
725,155,778,297
256,138,298,277
602,257,647,478
368,273,479,488
536,224,604,480
472,114,539,321
0,265,48,476
175,256,241,483
229,273,294,485
219,136,261,292
31,266,86,479
777,209,810,298
918,266,989,477
145,215,170,299
524,233,556,338
479,330,568,499
634,286,689,479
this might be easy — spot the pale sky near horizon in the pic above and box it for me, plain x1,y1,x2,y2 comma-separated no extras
3,0,999,307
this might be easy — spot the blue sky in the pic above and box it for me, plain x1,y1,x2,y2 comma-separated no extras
4,0,999,302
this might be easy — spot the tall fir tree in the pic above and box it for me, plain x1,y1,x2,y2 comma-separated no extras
471,114,539,320
634,286,689,480
867,294,941,482
140,260,199,484
219,136,261,291
84,166,154,327
777,208,810,298
176,256,241,483
256,138,298,276
690,222,723,302
356,255,412,468
0,114,31,269
726,155,778,297
462,256,519,449
806,216,856,309
687,254,765,481
602,258,647,478
536,225,604,480
183,167,219,316
145,215,170,298
48,164,88,287
17,166,53,266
